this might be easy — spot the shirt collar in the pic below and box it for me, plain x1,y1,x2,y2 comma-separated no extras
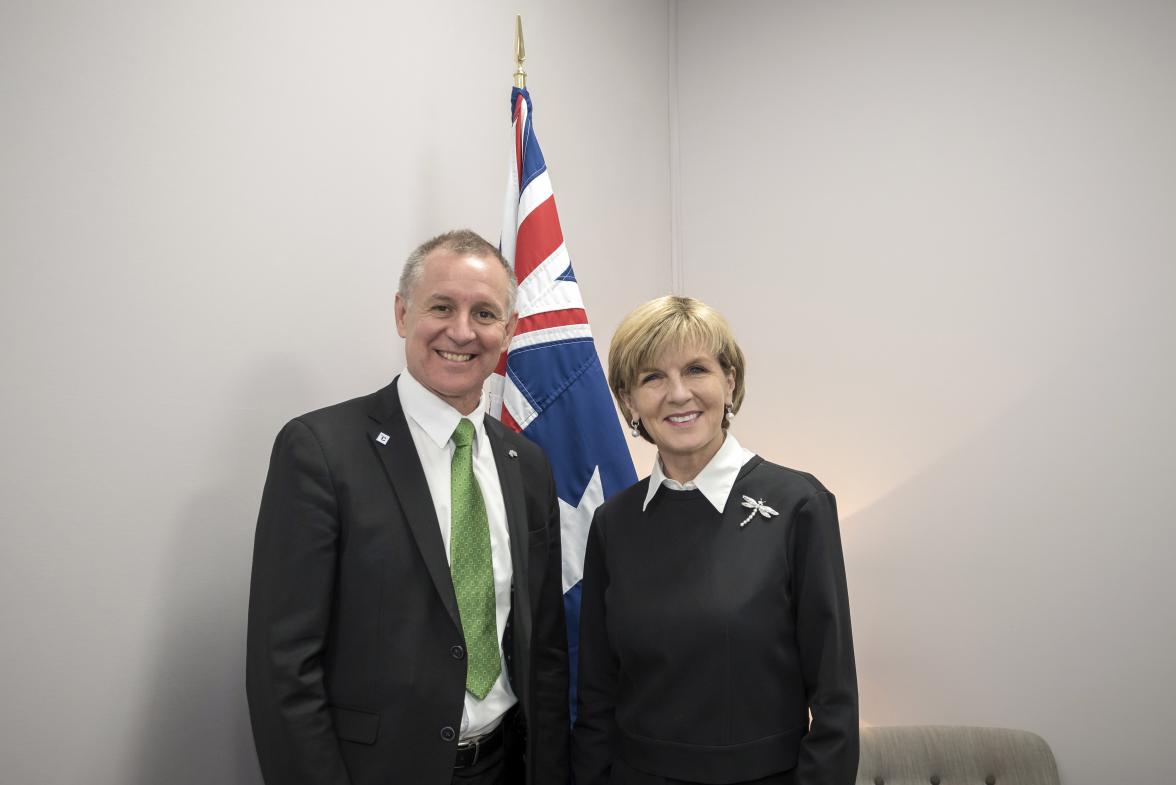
642,432,756,512
397,370,488,451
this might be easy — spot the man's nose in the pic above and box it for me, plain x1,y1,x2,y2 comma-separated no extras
446,311,477,343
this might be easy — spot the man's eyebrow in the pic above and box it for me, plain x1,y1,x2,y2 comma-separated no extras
421,294,503,313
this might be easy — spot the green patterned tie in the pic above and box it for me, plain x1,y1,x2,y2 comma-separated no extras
449,418,501,699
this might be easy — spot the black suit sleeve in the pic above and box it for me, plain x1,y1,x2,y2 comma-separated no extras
790,492,859,785
571,509,617,785
528,458,572,784
246,419,352,785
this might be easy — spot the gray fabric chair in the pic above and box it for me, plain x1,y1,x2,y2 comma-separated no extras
856,726,1061,785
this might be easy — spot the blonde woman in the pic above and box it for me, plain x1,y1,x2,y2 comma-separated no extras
572,296,858,785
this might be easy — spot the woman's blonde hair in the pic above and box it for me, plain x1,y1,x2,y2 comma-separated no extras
607,296,746,444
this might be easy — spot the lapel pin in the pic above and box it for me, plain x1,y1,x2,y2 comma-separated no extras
739,495,779,527
376,432,390,445
507,449,518,459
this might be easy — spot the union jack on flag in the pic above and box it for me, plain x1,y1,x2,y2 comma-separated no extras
486,86,636,716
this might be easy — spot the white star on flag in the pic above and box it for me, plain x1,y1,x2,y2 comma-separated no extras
558,466,604,593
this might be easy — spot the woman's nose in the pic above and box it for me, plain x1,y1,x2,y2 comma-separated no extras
665,374,692,402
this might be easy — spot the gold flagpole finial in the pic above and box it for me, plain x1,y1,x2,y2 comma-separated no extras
513,14,527,89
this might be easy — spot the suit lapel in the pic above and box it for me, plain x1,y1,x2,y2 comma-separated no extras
368,378,461,631
486,418,533,701
487,422,530,582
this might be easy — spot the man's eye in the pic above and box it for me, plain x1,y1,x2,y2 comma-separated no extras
430,304,452,314
474,310,500,324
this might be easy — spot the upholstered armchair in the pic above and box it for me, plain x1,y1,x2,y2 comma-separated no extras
857,726,1061,785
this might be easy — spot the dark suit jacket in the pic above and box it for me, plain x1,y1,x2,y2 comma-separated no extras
247,378,570,785
572,457,857,785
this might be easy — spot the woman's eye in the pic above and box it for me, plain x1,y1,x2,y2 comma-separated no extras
687,365,708,374
640,373,661,384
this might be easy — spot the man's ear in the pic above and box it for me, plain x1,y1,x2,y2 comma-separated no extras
394,294,408,338
501,311,518,350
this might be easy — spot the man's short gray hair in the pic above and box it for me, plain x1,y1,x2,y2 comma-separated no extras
398,229,518,314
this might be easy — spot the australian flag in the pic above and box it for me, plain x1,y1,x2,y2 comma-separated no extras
486,86,636,718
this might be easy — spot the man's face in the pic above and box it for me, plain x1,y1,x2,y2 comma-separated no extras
395,249,517,415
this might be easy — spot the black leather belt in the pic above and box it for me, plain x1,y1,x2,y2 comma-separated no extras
454,722,504,769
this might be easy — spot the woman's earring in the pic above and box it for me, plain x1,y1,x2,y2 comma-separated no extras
724,403,735,423
630,418,641,437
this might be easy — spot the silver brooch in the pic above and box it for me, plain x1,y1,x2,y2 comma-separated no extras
739,495,779,527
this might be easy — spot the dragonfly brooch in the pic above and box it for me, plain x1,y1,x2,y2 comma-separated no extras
739,495,779,527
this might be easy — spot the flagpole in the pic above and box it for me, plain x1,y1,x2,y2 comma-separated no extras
496,20,639,720
514,15,527,88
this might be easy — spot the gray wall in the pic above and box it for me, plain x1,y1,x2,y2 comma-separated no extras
0,2,670,783
676,1,1176,783
5,1,1175,783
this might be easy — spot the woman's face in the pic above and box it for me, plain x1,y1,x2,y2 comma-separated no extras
623,342,735,467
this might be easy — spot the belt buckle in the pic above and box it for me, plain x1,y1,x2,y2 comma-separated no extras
457,735,482,767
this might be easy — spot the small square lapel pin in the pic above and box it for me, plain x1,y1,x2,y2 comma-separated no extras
376,432,390,445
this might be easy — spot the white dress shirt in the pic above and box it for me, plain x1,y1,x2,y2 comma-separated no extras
642,432,756,512
397,371,517,738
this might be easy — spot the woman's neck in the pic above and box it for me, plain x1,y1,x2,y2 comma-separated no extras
660,432,726,484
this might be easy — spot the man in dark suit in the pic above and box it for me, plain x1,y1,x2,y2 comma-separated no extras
246,230,570,785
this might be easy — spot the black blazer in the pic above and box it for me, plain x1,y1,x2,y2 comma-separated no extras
572,456,857,785
246,378,570,785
